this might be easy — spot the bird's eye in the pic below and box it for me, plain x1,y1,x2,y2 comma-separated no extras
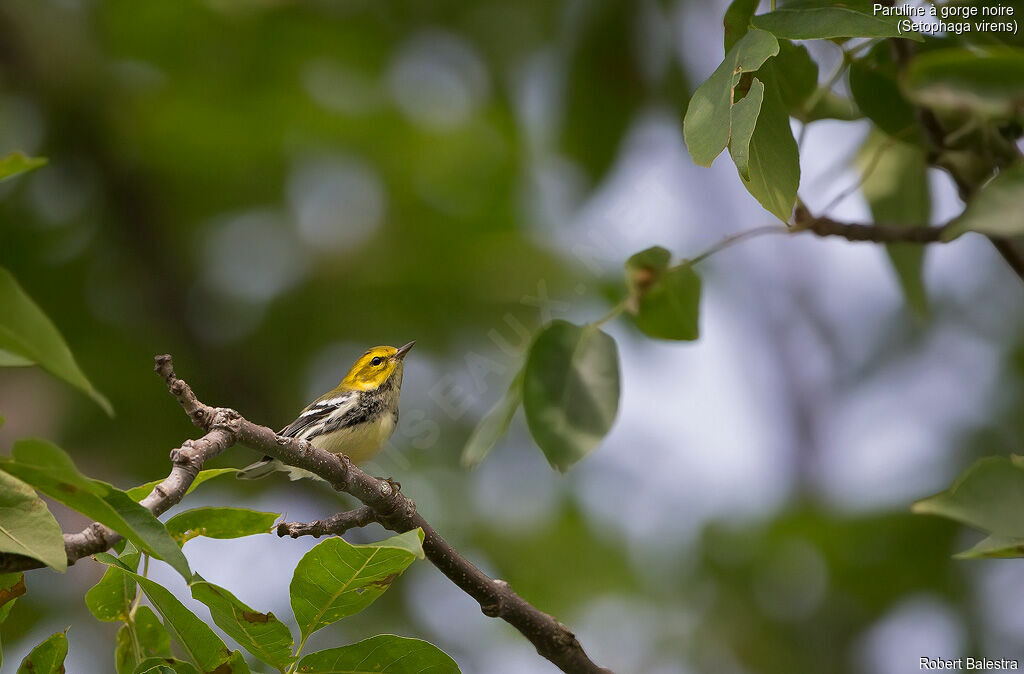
370,356,383,366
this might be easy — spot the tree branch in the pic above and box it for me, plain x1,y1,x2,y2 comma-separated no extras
792,205,948,243
276,507,378,538
1,355,610,674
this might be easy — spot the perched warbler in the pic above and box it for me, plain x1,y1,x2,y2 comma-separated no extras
238,341,414,481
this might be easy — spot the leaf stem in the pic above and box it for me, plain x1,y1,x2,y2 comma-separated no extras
684,224,792,267
589,302,626,329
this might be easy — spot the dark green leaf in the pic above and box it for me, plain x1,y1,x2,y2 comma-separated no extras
739,64,800,221
523,321,620,471
134,657,201,674
0,349,32,367
631,266,702,341
0,267,112,414
290,529,424,641
190,580,295,671
905,47,1024,119
94,554,236,672
729,78,765,180
723,0,760,51
751,6,921,40
295,635,460,674
849,44,918,137
86,549,141,622
942,163,1024,239
118,607,173,674
461,370,523,469
857,131,931,316
773,41,818,113
0,470,67,572
0,152,46,182
165,508,279,546
17,632,68,674
126,469,236,503
801,91,860,122
0,440,190,578
684,29,780,167
0,573,25,669
914,456,1024,538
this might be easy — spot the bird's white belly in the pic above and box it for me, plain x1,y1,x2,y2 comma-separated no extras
311,413,396,464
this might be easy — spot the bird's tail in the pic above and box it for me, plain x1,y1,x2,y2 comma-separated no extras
236,456,281,480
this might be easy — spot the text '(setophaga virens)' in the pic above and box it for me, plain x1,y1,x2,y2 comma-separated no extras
237,341,414,481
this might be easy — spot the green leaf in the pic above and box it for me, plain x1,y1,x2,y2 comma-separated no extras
801,91,860,122
117,606,173,674
905,47,1024,119
738,63,800,221
729,78,764,181
857,131,931,316
190,580,294,671
86,549,141,622
631,266,702,341
461,370,523,469
0,349,33,366
942,163,1024,240
954,535,1024,560
165,508,279,546
849,44,918,138
126,469,237,503
295,635,460,674
0,152,46,183
0,440,190,578
134,657,201,674
523,321,620,471
773,41,818,113
94,554,239,673
0,470,68,572
0,267,112,414
723,0,760,52
913,456,1024,538
751,5,921,41
683,29,780,167
17,631,68,674
0,573,25,669
290,529,424,642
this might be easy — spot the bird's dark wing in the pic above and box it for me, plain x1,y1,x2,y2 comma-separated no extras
279,391,357,439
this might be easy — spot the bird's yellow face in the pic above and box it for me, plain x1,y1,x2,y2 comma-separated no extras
340,341,414,391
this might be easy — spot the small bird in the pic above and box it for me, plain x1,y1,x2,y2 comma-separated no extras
237,341,414,480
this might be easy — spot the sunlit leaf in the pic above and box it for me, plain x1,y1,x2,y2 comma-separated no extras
0,471,67,572
751,6,921,40
942,163,1024,240
290,529,424,641
0,152,46,183
191,580,295,671
17,631,67,674
94,554,241,673
165,508,278,546
0,440,189,578
523,321,620,471
684,29,780,167
0,267,112,414
295,635,460,674
126,469,237,503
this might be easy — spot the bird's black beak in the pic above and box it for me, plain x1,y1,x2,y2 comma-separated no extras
394,341,415,360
